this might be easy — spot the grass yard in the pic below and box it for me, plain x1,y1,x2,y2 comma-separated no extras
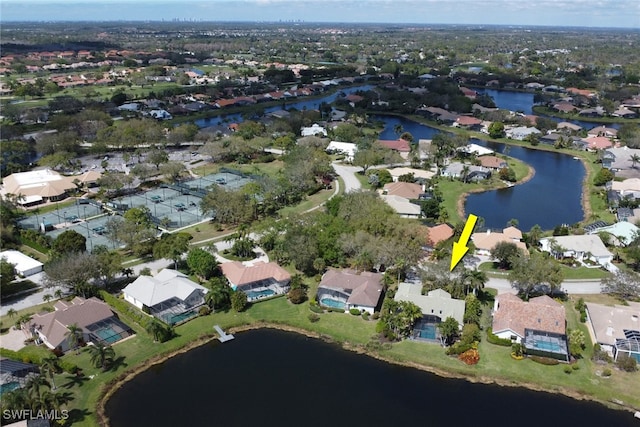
560,265,612,280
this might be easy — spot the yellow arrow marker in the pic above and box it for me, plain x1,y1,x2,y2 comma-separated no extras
450,214,478,271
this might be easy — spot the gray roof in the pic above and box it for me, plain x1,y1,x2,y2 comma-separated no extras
123,268,208,307
540,235,613,258
394,283,465,325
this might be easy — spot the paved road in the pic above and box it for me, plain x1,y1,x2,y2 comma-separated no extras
487,277,603,295
0,272,67,316
332,162,362,193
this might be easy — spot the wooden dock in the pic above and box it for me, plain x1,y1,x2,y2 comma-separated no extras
214,325,234,343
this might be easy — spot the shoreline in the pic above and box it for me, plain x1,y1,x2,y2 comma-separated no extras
457,163,536,221
96,322,636,426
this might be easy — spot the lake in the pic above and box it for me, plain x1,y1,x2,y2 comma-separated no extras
104,329,636,427
374,115,585,230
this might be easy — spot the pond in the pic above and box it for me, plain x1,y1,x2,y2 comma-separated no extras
104,329,636,427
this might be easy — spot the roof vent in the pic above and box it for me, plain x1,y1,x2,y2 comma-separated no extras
632,315,638,322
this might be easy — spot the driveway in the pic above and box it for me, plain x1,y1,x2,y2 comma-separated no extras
486,277,603,295
0,327,30,351
332,162,362,193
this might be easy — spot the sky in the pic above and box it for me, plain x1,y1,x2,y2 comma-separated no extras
1,0,639,29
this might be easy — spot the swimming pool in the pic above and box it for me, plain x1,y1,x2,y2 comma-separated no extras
417,324,437,340
320,298,346,310
167,311,197,325
0,382,20,396
533,340,564,353
246,289,275,299
95,327,121,344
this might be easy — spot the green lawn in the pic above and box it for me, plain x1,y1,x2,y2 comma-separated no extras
560,265,611,280
7,286,639,426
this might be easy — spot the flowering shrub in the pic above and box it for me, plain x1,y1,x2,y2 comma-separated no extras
458,348,480,365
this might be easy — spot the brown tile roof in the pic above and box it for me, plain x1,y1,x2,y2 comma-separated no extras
493,294,566,338
478,156,507,169
221,261,291,288
471,230,527,253
318,269,383,308
456,116,482,126
426,224,454,246
382,181,423,199
29,297,116,349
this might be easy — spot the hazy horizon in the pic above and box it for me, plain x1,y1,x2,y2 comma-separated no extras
1,0,639,29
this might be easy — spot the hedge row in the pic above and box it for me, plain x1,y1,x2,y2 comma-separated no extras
530,355,560,365
100,290,153,331
486,327,512,346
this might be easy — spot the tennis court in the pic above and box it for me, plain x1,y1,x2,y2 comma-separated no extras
182,170,254,192
110,187,204,229
18,201,103,231
47,214,119,250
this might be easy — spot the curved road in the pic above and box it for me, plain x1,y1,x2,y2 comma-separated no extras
332,162,362,193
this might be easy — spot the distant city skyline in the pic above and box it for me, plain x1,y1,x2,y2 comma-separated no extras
1,0,639,29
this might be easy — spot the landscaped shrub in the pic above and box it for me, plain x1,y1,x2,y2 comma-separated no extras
309,303,324,314
446,342,473,355
288,288,307,304
349,308,361,316
198,306,211,316
486,327,512,346
100,290,153,330
530,356,560,366
592,343,613,363
361,311,370,321
571,363,580,370
512,343,523,358
458,348,480,365
564,365,573,374
616,355,638,372
372,312,380,320
461,323,481,345
575,298,587,323
308,313,320,323
602,368,612,377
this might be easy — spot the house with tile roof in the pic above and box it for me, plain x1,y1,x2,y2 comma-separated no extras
220,261,291,301
317,269,383,314
478,155,508,170
492,294,569,361
471,227,527,256
28,297,133,352
382,182,424,199
378,139,411,158
123,269,208,325
426,224,454,247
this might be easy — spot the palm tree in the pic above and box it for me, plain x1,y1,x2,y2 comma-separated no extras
24,374,51,407
87,342,116,371
65,323,83,353
146,320,166,342
40,356,60,390
53,289,63,299
205,281,230,312
462,269,488,295
42,294,53,303
7,308,17,319
460,165,471,183
528,224,543,247
631,154,640,169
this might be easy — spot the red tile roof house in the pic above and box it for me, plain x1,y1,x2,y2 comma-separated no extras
221,261,291,302
317,269,384,314
455,116,483,130
27,297,133,353
492,294,569,361
378,138,411,159
426,223,454,247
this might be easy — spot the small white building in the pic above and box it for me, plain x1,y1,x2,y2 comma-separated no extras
326,141,358,162
0,250,44,277
301,123,327,137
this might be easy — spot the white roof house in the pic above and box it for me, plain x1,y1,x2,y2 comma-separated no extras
586,302,640,360
457,143,494,156
0,250,43,277
540,235,614,269
301,123,327,137
394,283,465,326
123,269,208,311
326,141,358,162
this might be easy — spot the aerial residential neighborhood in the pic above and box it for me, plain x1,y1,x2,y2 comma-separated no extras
1,8,640,427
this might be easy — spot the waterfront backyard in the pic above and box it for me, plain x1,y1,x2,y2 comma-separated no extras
26,289,638,426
